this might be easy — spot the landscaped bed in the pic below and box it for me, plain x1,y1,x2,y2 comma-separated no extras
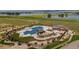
9,32,35,43
44,39,69,49
0,40,14,46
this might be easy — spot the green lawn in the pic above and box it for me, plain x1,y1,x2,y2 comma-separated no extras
9,33,35,43
0,15,79,35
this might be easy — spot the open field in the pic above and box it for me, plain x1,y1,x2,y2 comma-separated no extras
0,16,79,34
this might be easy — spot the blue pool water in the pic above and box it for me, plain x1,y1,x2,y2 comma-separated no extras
23,26,43,35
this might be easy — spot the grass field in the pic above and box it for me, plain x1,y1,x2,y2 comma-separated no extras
0,15,79,34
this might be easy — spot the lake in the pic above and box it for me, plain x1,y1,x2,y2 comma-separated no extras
51,14,79,20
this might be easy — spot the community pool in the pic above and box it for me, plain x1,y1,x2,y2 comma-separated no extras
17,26,46,37
23,26,43,35
17,25,64,40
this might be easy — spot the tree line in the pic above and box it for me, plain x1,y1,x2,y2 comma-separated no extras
47,13,68,18
0,12,32,16
0,12,20,15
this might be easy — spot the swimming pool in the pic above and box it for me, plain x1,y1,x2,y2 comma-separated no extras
23,26,43,35
17,26,50,37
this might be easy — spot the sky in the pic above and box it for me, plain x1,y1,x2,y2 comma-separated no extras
0,0,79,10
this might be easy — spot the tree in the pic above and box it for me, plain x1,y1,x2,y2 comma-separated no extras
47,41,50,44
41,43,44,46
47,14,52,18
6,12,20,16
60,14,64,18
34,42,38,45
58,14,64,18
52,39,54,42
15,12,20,15
27,43,31,46
65,13,68,17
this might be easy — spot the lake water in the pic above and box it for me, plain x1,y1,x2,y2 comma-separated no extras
1,13,79,20
51,15,79,20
